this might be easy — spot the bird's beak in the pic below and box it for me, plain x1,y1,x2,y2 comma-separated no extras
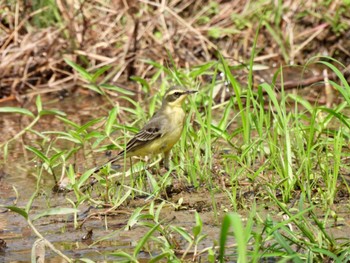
186,90,198,94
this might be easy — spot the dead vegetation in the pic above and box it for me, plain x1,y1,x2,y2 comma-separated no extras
1,0,350,102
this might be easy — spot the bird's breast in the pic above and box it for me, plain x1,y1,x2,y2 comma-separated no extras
160,106,186,150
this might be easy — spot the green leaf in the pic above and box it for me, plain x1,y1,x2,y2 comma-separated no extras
155,201,165,223
56,116,80,128
43,131,74,136
77,117,104,133
109,251,137,262
36,95,42,113
100,84,135,96
218,98,234,130
112,190,132,208
64,58,92,82
77,168,95,189
318,107,350,130
288,94,313,113
5,206,28,219
171,226,192,243
318,61,349,90
49,151,65,163
210,124,230,141
146,170,160,194
91,66,111,82
105,107,118,136
148,252,171,263
67,164,76,185
272,229,302,261
142,59,172,75
85,131,103,140
219,213,247,263
57,136,83,144
0,107,35,118
84,84,103,94
25,146,49,164
311,248,340,262
193,211,203,238
125,207,143,230
129,76,150,91
39,109,66,116
33,207,79,221
189,61,217,78
133,222,160,257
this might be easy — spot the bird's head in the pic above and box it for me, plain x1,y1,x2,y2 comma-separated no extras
162,86,197,107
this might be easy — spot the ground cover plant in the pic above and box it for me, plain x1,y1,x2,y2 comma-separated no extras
1,0,350,262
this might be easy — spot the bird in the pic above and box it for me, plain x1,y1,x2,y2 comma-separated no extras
93,86,197,173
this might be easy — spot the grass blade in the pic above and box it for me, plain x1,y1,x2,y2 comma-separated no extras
0,107,35,118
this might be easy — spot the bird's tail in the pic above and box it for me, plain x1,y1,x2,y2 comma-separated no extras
92,153,124,174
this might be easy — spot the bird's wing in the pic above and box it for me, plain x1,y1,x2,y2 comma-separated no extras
120,112,169,154
93,112,169,172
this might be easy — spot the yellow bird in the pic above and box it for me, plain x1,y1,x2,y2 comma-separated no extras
94,86,197,173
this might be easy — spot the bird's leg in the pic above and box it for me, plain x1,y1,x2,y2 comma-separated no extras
129,157,135,188
163,150,171,170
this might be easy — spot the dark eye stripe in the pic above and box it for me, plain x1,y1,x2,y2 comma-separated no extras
164,90,185,102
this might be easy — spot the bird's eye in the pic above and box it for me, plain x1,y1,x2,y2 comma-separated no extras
174,92,181,97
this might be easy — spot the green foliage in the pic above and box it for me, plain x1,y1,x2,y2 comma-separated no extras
65,59,134,100
30,0,62,28
0,107,35,118
219,213,248,263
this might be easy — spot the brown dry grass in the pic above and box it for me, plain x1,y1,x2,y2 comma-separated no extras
1,0,350,101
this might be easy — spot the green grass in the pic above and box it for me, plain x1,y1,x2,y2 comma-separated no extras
1,55,350,262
